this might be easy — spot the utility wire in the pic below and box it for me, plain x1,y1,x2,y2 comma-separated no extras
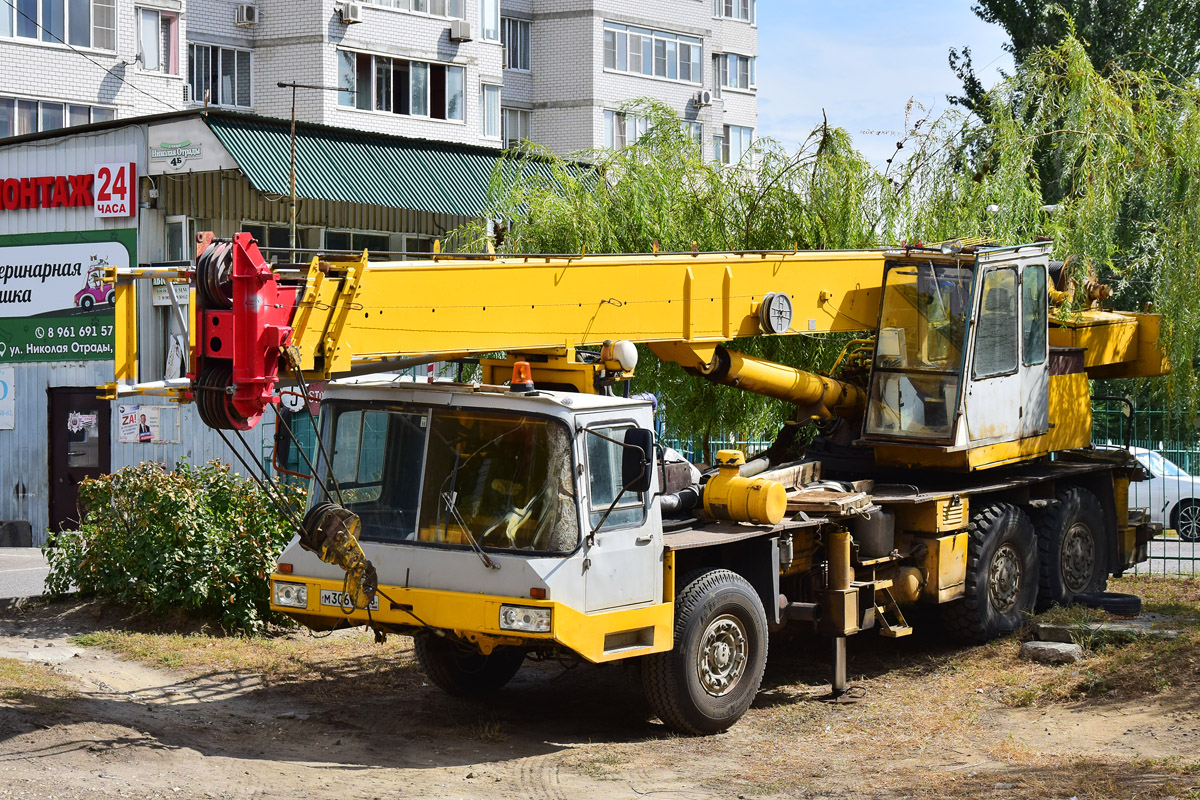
2,0,180,114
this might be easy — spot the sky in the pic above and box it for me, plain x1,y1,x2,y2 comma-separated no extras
756,1,1014,166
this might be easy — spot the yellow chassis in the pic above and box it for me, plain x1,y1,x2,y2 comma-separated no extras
270,574,675,664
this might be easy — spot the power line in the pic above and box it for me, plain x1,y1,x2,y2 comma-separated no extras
1,0,180,114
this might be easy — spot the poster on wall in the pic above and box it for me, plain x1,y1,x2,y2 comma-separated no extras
0,229,135,364
119,404,180,444
0,366,13,430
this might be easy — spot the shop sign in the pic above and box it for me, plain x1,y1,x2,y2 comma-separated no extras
0,367,13,430
0,229,135,364
0,174,94,210
0,162,137,218
93,162,137,218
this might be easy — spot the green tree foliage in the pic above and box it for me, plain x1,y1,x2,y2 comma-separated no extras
43,461,302,634
951,0,1200,115
453,39,1200,443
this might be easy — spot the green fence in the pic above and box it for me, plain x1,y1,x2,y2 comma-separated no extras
1092,398,1200,576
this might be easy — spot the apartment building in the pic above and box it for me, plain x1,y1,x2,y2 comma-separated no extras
0,0,757,159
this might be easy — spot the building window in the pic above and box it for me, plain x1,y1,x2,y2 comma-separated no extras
189,44,251,107
0,0,115,50
685,121,701,144
481,84,501,137
603,110,648,149
480,0,499,41
714,0,755,23
721,124,753,164
603,23,701,84
501,107,530,147
716,53,755,90
0,96,113,137
338,51,463,121
501,17,530,70
365,0,464,18
138,8,178,74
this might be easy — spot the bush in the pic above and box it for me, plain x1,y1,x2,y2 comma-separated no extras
43,460,303,635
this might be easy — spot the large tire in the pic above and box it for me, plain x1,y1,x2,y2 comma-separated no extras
1170,500,1200,542
413,635,524,698
1073,591,1142,616
1034,486,1108,610
941,502,1039,643
642,569,768,735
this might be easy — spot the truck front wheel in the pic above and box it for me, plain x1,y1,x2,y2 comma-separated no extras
642,569,768,735
413,634,525,698
941,502,1038,643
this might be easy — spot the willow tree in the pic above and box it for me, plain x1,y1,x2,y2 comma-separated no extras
451,41,1200,448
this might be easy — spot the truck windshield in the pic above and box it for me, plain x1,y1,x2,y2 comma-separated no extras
315,404,579,553
864,261,972,440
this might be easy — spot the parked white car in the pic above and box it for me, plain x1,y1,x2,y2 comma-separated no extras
1126,446,1200,541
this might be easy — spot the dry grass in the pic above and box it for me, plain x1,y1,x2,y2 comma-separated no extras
68,626,422,699
983,576,1200,708
0,657,72,701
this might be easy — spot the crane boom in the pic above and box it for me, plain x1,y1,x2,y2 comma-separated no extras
110,233,886,429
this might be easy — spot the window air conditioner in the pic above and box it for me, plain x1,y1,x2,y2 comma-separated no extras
338,2,362,23
501,46,508,68
694,89,713,107
449,19,472,41
234,4,258,25
183,84,193,104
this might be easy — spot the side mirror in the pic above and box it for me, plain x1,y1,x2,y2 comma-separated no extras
621,428,654,494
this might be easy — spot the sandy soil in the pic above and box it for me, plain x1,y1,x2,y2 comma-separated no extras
1,602,1197,800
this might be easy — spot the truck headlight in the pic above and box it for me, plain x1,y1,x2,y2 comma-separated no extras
273,581,308,609
499,604,551,633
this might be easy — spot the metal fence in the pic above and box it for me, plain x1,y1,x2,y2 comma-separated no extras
1093,398,1200,577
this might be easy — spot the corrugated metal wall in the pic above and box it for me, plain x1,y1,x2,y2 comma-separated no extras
0,123,475,545
0,125,273,546
0,361,274,545
160,170,469,238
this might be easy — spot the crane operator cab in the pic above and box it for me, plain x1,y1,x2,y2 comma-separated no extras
860,243,1082,471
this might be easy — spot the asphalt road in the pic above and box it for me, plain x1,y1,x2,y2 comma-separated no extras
0,548,49,600
1142,537,1200,576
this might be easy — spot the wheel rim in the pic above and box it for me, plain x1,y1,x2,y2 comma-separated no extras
989,543,1022,614
1060,522,1096,594
1179,504,1200,540
696,613,748,697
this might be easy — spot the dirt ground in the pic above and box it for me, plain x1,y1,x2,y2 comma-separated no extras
1,599,1198,800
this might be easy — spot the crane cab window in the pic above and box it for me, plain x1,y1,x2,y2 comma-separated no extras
585,426,646,530
1022,265,1048,366
864,261,971,440
973,268,1019,378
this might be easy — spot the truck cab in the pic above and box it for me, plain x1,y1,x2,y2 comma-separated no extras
271,379,676,667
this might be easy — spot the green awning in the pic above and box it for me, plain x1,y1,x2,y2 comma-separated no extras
205,113,520,218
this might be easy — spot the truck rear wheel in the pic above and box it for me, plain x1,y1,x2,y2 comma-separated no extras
413,635,525,698
1035,486,1107,610
642,569,768,735
941,502,1038,643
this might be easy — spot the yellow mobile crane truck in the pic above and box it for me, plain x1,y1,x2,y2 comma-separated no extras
109,234,1164,734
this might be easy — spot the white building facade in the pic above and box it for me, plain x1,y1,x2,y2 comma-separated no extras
0,0,757,158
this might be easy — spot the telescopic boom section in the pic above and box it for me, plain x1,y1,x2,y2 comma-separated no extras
117,233,887,429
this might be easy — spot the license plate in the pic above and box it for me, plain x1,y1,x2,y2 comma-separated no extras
320,589,379,611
